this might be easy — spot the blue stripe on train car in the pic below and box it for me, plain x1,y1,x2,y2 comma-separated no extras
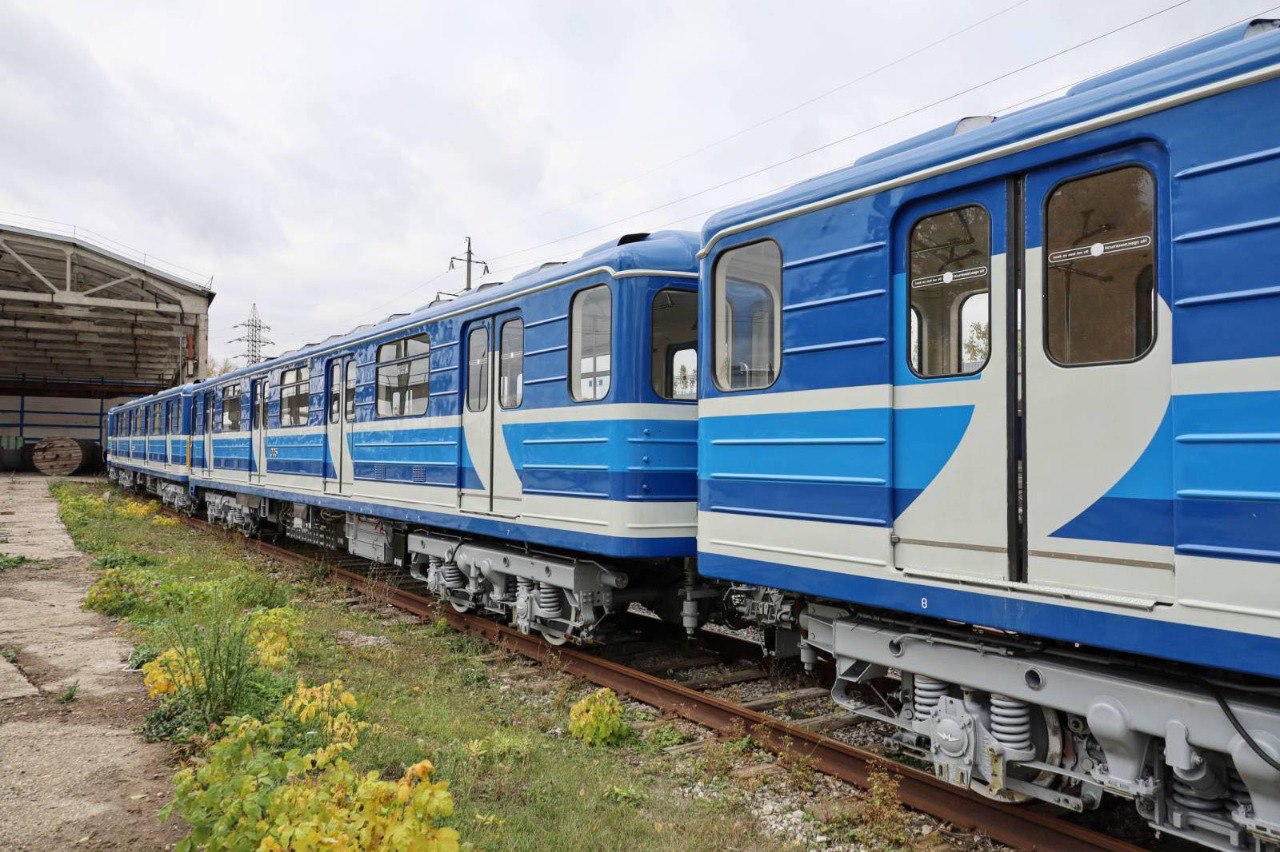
349,426,460,486
212,436,251,472
698,551,1280,680
1049,390,1280,563
266,432,325,476
698,407,970,525
503,418,697,502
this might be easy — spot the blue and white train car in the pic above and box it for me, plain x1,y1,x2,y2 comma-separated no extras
698,20,1280,847
114,231,702,642
106,384,193,508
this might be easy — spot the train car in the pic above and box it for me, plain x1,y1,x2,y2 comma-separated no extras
697,20,1280,848
106,384,193,510
125,231,702,643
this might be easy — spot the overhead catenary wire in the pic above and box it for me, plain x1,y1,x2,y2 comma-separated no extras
476,0,1035,239
482,0,1194,266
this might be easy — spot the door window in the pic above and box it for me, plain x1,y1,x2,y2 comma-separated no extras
908,205,991,378
466,326,489,412
328,362,343,424
280,367,310,426
651,289,698,400
499,319,523,409
1044,166,1156,366
344,360,356,421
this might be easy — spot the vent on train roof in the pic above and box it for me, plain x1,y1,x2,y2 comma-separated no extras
539,260,566,271
476,279,505,291
854,116,995,167
617,232,650,245
1069,19,1280,96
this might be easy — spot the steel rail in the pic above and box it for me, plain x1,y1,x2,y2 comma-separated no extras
169,510,1138,852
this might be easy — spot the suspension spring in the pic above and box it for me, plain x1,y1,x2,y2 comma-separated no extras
990,695,1035,754
913,676,948,720
443,563,466,590
517,577,534,596
500,575,517,601
537,583,563,619
1171,778,1226,813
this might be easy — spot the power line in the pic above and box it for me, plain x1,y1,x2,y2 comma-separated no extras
483,0,1194,265
477,0,1035,239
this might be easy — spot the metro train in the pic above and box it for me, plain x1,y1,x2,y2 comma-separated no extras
107,20,1280,850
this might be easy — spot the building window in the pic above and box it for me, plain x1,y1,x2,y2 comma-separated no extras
570,285,612,402
499,318,523,409
651,289,698,401
1045,166,1156,366
221,384,242,431
713,240,782,391
908,205,991,378
466,326,489,413
376,334,430,418
280,367,310,427
344,360,356,422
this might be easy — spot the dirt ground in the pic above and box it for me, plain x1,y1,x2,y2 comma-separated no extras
0,474,182,851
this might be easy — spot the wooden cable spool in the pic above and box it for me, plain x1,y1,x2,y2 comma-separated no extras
30,437,103,477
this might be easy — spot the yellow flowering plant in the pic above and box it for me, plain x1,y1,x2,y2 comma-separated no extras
249,606,305,668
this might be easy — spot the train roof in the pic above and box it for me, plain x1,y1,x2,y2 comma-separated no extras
701,18,1280,251
169,230,700,395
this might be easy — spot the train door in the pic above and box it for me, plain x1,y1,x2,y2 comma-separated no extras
460,311,523,516
460,320,492,514
202,391,214,474
323,357,352,495
892,181,1012,581
1020,149,1173,602
250,379,266,483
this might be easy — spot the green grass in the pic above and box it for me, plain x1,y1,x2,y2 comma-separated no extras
53,481,773,851
0,552,32,570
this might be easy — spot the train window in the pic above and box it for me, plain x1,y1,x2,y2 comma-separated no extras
499,319,523,409
221,384,242,431
570,285,612,402
344,360,356,421
169,399,181,433
328,362,342,424
280,367,311,427
1045,166,1155,366
376,333,430,418
908,205,991,378
260,381,269,429
712,240,781,391
466,326,489,412
151,403,163,435
651,289,698,401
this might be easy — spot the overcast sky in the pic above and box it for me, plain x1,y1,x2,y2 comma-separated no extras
2,0,1274,363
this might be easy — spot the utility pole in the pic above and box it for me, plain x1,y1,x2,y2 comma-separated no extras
229,303,274,365
448,237,490,291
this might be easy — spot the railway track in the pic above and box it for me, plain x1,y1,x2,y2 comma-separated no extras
173,509,1141,852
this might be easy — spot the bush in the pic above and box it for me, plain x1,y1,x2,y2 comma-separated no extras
152,597,290,727
84,566,155,617
250,606,305,668
569,688,630,746
167,683,458,851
